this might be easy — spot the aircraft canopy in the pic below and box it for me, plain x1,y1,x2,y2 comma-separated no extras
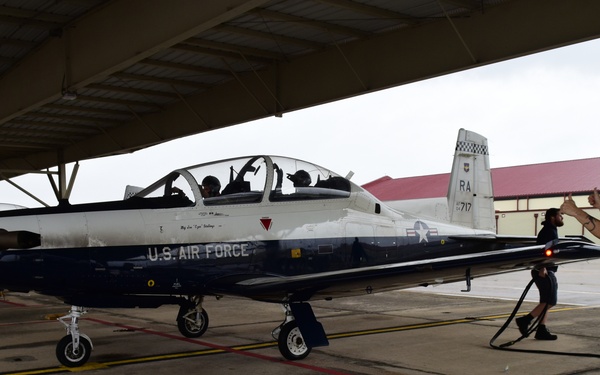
133,156,352,207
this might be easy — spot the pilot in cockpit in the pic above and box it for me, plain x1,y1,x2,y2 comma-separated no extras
201,175,221,198
286,170,311,188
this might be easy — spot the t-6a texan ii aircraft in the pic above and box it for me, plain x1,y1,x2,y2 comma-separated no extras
1,129,599,367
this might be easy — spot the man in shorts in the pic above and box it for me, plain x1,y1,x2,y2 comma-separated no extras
515,208,562,340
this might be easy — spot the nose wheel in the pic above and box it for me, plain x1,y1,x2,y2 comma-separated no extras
56,334,92,367
56,306,93,367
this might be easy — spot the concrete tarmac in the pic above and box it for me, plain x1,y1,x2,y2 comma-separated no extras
2,260,600,375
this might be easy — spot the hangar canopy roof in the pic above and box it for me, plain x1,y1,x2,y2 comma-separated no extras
1,0,600,181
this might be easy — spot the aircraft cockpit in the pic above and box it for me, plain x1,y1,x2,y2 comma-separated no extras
125,171,195,209
267,156,351,202
131,156,352,208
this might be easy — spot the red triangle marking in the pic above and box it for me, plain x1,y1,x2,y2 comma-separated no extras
260,218,272,231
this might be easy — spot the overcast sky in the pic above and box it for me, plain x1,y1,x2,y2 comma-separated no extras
3,38,600,208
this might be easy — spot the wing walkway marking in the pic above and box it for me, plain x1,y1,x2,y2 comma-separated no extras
2,306,597,375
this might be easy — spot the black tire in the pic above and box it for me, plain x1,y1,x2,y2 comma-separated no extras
177,307,209,338
277,321,311,360
55,335,92,367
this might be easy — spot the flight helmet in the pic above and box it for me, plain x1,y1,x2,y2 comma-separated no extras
287,170,311,187
201,175,221,197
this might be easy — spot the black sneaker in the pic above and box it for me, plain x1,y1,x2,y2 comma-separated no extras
535,326,558,340
515,316,531,336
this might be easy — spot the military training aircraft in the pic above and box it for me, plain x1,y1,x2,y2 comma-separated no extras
1,128,600,367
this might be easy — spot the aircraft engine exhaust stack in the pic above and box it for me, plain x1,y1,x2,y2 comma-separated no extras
0,229,41,250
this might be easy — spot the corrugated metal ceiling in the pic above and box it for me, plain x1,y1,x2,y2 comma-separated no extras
0,0,498,176
1,0,598,189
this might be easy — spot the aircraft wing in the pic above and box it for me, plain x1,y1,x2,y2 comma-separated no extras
203,239,600,302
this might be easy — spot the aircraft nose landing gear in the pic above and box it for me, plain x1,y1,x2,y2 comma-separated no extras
56,306,93,367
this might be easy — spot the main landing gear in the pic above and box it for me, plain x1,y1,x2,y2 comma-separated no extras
273,304,311,360
272,303,329,360
51,298,327,367
176,295,209,338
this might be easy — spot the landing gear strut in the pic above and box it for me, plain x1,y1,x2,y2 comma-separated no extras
56,306,93,367
177,295,209,338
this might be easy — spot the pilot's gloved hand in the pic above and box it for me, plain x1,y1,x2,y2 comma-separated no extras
274,164,283,189
172,187,185,196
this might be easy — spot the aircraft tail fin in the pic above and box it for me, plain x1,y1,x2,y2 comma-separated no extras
447,129,495,231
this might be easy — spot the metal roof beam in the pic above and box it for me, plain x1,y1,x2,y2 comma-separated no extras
21,112,119,126
216,24,325,50
85,83,180,99
71,95,163,111
0,128,82,140
139,59,231,77
42,103,133,117
170,43,274,65
184,38,286,61
0,5,71,24
315,0,419,24
112,72,211,90
0,14,62,30
0,141,57,150
9,119,103,133
250,8,369,39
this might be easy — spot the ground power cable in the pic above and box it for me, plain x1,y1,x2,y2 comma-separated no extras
489,278,600,358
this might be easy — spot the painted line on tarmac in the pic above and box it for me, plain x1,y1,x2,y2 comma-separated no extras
327,306,598,339
2,305,596,375
77,317,347,375
0,320,55,328
0,299,28,307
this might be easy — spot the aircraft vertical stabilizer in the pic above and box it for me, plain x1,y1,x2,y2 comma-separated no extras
447,129,495,231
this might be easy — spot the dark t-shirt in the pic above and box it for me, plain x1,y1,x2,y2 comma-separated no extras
536,222,558,273
536,223,558,245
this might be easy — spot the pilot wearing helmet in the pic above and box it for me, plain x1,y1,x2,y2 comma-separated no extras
287,170,311,187
201,175,221,198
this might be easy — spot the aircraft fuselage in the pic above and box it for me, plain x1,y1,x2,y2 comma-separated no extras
0,186,490,305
